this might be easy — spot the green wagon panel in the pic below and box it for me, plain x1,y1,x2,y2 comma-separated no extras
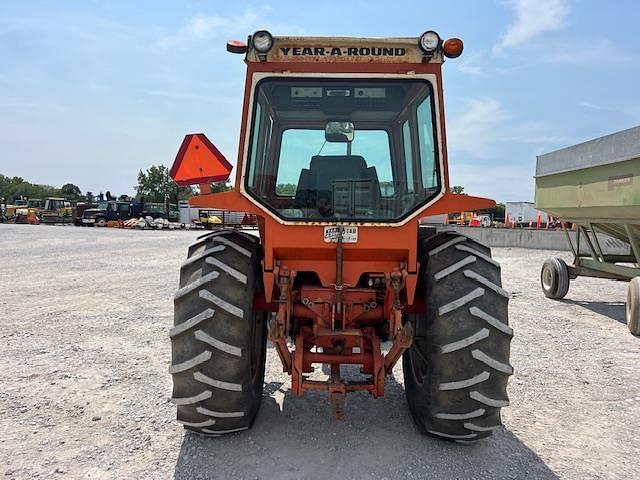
535,157,640,223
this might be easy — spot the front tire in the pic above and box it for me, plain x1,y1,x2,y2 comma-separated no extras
170,231,267,435
403,232,513,441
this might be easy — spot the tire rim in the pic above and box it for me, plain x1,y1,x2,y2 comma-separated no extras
542,265,554,291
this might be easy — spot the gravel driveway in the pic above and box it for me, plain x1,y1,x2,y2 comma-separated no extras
1,224,638,479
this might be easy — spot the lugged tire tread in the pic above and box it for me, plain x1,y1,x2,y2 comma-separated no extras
171,230,267,435
403,232,512,441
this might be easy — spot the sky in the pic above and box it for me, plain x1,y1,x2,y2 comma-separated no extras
1,0,639,202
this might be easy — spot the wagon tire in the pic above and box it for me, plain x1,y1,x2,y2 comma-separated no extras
627,277,640,336
170,230,267,436
540,257,570,299
403,232,512,442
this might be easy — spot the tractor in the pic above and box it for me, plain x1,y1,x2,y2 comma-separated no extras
168,30,513,441
39,197,74,224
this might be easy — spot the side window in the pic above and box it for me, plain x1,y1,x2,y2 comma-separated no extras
402,121,414,193
248,102,262,188
263,115,273,166
417,97,437,190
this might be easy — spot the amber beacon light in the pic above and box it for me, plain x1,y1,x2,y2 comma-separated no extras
442,37,464,58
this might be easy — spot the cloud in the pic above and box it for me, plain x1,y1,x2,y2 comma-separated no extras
450,162,536,202
494,0,569,52
499,135,566,143
446,98,569,201
548,38,638,65
457,51,486,76
0,96,63,112
448,98,567,158
577,101,615,112
155,10,304,49
447,98,510,158
187,11,258,38
155,10,259,48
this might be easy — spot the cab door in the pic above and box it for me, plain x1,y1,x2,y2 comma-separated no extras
117,202,132,219
105,202,118,220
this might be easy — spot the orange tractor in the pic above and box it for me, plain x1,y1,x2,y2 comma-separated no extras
168,30,513,441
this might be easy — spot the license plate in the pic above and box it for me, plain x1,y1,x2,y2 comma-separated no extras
82,218,95,223
323,226,358,243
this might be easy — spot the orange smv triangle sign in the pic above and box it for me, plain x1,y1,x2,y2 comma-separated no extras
169,133,233,186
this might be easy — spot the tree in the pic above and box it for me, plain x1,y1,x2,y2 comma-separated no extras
60,183,82,201
486,203,506,222
451,185,466,195
210,182,233,193
0,174,61,202
276,183,297,196
135,165,195,204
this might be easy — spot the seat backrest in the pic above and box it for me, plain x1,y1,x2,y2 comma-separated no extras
310,155,368,193
295,155,381,214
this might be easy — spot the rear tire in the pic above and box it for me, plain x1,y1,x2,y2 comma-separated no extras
170,231,267,436
403,232,513,441
627,277,640,336
541,257,570,299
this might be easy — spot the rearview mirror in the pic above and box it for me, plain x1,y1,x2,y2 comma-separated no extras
325,122,354,143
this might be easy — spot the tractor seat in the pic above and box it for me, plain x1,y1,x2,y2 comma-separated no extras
295,155,381,216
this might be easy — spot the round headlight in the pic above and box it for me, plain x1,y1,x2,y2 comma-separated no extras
419,30,441,53
252,30,273,53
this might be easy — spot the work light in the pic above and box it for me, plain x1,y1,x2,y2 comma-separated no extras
252,30,274,53
419,31,441,53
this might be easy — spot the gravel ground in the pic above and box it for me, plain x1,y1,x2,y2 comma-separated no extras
1,224,638,479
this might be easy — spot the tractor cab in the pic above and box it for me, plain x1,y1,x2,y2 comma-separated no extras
40,197,73,224
245,78,440,222
43,197,71,211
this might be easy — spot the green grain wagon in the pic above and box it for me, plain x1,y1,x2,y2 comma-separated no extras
535,125,640,334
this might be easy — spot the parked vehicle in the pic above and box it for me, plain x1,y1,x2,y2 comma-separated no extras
166,30,512,441
73,202,98,226
505,201,549,227
81,200,141,226
178,200,198,225
3,198,43,223
143,202,179,222
198,209,256,229
536,125,640,335
39,197,73,224
469,214,492,227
